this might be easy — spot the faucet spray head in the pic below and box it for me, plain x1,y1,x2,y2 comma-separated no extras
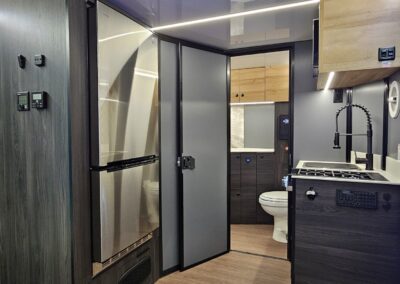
333,132,341,149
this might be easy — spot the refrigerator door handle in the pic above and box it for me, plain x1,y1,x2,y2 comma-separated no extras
91,155,159,172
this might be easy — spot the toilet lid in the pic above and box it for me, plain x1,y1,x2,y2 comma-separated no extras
260,191,288,203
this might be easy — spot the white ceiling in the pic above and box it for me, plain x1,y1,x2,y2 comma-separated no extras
231,50,289,69
106,0,319,50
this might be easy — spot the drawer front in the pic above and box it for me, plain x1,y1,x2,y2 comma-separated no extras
294,179,400,284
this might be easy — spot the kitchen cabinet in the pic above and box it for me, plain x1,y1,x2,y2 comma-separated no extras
231,68,265,102
293,179,400,283
318,0,400,89
231,66,289,102
265,65,289,102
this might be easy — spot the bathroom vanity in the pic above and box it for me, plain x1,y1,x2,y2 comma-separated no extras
292,162,400,284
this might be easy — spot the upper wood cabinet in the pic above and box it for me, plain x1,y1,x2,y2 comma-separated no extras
265,65,289,102
317,0,400,89
231,66,289,102
231,68,265,102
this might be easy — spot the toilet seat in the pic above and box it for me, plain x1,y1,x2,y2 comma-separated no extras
259,191,288,207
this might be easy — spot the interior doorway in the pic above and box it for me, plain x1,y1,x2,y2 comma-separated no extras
228,49,292,261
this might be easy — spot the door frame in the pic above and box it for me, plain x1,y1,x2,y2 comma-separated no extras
226,43,295,261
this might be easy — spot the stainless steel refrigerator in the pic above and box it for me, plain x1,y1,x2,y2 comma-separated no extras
90,2,159,263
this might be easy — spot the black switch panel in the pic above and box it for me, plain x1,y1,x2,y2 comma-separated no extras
278,115,290,140
34,54,45,66
336,189,378,209
17,92,30,111
31,91,47,109
378,47,395,61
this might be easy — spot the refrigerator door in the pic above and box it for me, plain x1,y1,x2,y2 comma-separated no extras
92,161,159,262
93,2,159,167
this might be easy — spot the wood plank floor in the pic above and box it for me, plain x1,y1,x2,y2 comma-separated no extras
231,224,287,259
157,251,291,284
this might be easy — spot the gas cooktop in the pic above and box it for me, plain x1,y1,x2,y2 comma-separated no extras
294,169,388,181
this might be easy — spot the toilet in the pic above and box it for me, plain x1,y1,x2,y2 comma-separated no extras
259,191,288,243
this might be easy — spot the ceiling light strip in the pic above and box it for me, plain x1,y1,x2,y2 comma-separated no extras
151,0,319,31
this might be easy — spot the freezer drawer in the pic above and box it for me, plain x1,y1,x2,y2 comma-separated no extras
92,161,159,262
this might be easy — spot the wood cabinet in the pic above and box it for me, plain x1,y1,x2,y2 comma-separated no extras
265,65,289,102
231,66,289,102
294,179,400,283
318,0,400,89
231,68,265,102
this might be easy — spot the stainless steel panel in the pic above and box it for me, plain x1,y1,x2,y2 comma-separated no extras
97,2,159,166
95,161,159,262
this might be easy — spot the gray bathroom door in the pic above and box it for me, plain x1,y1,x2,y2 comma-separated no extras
179,45,229,269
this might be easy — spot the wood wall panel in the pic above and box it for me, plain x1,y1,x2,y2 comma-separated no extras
0,0,72,282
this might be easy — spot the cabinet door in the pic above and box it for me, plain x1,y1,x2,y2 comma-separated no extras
240,186,256,224
265,65,289,102
241,154,256,186
230,188,241,224
230,69,240,103
256,153,275,186
295,179,400,283
256,185,274,224
239,68,265,102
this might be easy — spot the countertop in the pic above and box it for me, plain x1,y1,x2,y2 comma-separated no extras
231,148,275,153
292,160,400,186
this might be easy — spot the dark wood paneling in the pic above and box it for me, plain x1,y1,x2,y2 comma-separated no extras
230,153,241,175
240,153,256,186
294,179,400,284
240,187,257,224
0,0,73,282
256,153,275,186
230,189,241,224
68,0,92,283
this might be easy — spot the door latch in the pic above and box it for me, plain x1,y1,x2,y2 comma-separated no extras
179,156,195,170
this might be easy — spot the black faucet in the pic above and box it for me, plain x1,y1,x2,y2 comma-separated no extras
333,103,373,170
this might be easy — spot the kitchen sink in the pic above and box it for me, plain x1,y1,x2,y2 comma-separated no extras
303,162,360,170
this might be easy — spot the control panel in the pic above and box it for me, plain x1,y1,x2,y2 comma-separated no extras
31,91,47,109
336,189,377,209
17,91,30,111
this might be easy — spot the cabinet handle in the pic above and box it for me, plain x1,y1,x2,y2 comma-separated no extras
306,188,317,200
235,94,239,97
241,93,244,97
236,193,240,197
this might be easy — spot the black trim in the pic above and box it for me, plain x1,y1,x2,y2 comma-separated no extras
177,43,184,270
226,41,296,57
346,89,353,163
291,179,297,284
382,79,390,170
226,55,231,252
180,251,229,272
160,265,179,277
91,155,159,172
